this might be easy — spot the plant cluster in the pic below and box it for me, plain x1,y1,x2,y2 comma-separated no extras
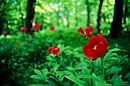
0,25,130,86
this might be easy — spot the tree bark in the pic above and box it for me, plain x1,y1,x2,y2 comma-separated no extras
109,0,123,38
26,0,36,33
75,3,78,26
86,0,90,26
96,0,103,33
0,0,6,35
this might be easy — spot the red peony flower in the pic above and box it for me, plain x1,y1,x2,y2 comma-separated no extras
48,46,60,54
20,27,27,32
50,26,55,31
83,34,108,59
78,27,85,36
33,24,40,31
78,26,93,36
3,31,7,36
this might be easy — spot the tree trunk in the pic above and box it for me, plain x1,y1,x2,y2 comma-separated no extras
109,0,123,38
66,15,70,27
26,0,36,33
75,3,78,26
96,0,103,33
0,0,6,35
86,0,90,26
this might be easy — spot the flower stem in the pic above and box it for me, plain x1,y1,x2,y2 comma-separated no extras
90,59,93,86
101,57,105,80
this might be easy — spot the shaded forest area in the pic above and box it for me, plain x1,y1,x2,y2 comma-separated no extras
0,0,130,86
0,0,130,37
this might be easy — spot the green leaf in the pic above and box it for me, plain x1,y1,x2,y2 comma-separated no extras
74,61,89,70
93,58,101,68
30,75,42,80
34,69,43,76
29,84,46,86
104,50,112,59
95,81,111,86
65,74,85,86
104,51,118,61
110,75,127,86
106,66,122,75
109,48,122,52
125,72,130,81
92,73,101,81
78,69,91,79
62,81,71,86
41,69,48,77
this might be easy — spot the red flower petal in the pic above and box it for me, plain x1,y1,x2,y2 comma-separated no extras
48,47,53,53
84,48,99,59
97,34,108,46
48,46,60,54
50,26,55,31
85,26,93,35
34,24,40,31
96,42,107,57
88,36,100,46
53,47,60,54
20,27,27,32
78,27,86,36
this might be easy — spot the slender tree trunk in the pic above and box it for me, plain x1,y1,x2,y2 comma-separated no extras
21,13,24,26
109,0,123,38
75,4,78,26
57,12,60,27
65,11,70,27
66,15,70,27
0,0,6,35
96,0,103,33
86,0,90,26
124,0,128,24
64,5,69,27
26,0,36,33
